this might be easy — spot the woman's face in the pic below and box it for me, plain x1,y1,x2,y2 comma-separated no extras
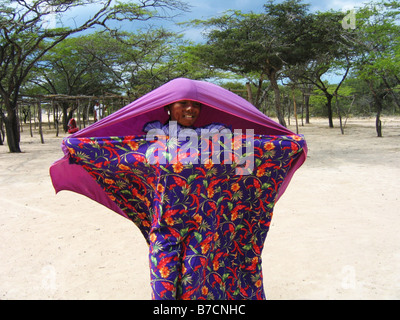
169,100,201,127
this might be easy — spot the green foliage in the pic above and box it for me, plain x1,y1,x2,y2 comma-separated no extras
191,1,316,77
354,0,400,80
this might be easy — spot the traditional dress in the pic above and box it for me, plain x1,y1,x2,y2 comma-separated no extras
50,78,307,300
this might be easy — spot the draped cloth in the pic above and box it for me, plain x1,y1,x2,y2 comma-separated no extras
50,78,307,300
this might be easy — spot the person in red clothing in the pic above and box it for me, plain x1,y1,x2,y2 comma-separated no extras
67,118,79,134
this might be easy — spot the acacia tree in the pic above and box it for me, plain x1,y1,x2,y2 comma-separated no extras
127,35,219,95
0,0,188,152
352,0,400,137
285,9,358,128
189,0,316,127
103,28,214,97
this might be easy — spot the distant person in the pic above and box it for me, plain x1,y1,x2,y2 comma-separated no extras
94,101,107,122
67,118,79,134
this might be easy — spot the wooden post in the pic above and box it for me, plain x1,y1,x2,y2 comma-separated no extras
55,101,59,137
48,106,51,129
86,99,91,127
335,95,344,135
29,104,33,137
77,99,81,129
38,100,44,144
18,103,23,133
33,103,37,129
52,99,56,129
0,102,4,145
292,89,299,134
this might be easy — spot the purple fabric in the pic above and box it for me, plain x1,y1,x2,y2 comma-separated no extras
49,78,308,300
50,78,307,217
61,134,306,299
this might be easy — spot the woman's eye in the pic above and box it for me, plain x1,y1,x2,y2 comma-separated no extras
176,101,201,108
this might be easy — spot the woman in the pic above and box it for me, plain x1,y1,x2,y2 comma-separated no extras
51,78,307,300
67,118,79,134
167,100,201,127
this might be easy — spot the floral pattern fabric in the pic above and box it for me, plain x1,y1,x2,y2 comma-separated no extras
64,133,305,300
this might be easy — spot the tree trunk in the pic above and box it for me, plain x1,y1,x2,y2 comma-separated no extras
38,101,44,144
326,94,334,128
29,105,33,137
268,71,286,127
373,93,383,137
0,115,4,145
303,88,311,124
368,80,384,137
254,75,265,108
4,108,21,153
376,108,382,137
246,82,253,105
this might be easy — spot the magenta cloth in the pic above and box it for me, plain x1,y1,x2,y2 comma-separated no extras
50,78,307,215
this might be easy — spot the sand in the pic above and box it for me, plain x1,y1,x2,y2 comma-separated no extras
1,117,399,300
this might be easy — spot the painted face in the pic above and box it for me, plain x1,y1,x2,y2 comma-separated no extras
169,100,201,127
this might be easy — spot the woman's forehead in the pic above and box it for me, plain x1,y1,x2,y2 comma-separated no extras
172,100,202,106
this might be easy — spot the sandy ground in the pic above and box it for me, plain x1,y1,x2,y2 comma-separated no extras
0,117,399,300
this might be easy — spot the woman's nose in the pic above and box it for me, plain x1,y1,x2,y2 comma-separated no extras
185,102,194,109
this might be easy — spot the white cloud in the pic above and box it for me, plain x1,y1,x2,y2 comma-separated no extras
311,0,368,12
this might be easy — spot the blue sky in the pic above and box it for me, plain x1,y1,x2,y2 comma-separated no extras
64,0,369,38
171,0,368,83
171,0,368,40
62,0,369,83
174,0,366,19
